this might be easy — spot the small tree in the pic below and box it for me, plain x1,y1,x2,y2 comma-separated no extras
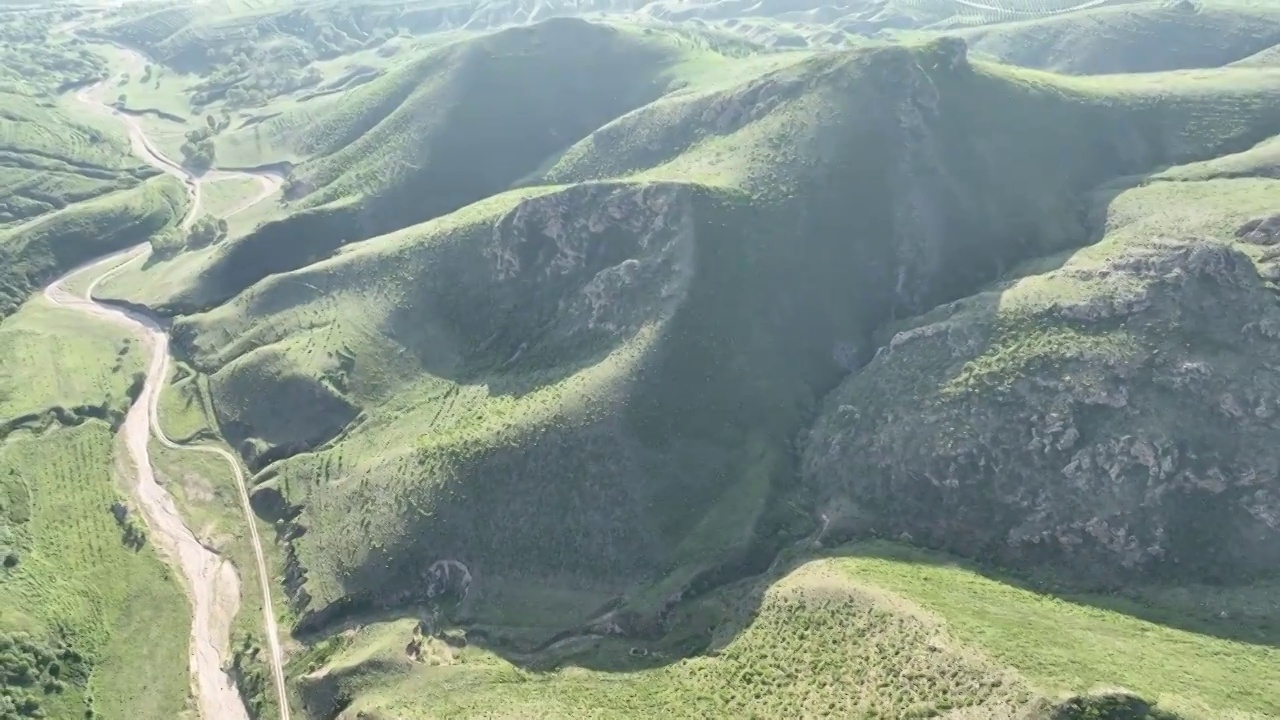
184,214,228,250
151,228,184,258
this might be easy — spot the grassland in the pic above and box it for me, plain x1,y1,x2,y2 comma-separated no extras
292,541,1279,720
1152,132,1280,180
8,1,1280,718
0,293,193,720
0,297,144,426
91,19,1265,650
0,24,201,716
953,1,1280,74
0,425,195,720
0,88,151,232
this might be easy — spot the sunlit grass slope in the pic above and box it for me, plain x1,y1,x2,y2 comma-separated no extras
294,542,1279,720
0,296,192,720
0,89,154,231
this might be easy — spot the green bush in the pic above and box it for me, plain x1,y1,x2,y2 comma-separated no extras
0,631,89,720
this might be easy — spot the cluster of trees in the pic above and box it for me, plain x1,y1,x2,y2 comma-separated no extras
0,524,17,570
0,632,88,720
229,634,271,719
180,126,217,172
152,214,229,258
190,41,324,109
179,113,232,172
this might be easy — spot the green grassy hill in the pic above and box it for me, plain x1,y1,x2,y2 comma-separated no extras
953,1,1280,74
0,5,106,95
1233,42,1280,67
291,542,1280,720
0,175,186,321
98,20,734,310
142,29,1280,661
8,2,1280,718
0,84,155,232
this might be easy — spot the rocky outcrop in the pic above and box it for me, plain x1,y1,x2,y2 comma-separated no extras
484,182,695,341
1236,213,1280,245
803,237,1280,584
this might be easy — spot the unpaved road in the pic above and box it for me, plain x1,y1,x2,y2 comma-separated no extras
46,256,250,720
46,50,291,720
73,46,284,231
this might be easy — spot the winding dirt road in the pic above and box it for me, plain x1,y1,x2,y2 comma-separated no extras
46,56,291,720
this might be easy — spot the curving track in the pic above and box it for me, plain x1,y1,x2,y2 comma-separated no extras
45,53,291,720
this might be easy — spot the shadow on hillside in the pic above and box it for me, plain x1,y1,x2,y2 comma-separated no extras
290,534,1279,720
286,175,1148,652
287,171,1280,720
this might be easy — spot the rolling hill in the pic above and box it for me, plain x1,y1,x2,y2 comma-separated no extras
6,1,1280,719
0,175,186,320
956,0,1280,74
292,543,1280,719
120,19,1280,696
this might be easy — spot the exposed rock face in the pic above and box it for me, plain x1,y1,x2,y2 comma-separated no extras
802,237,1280,584
484,182,695,341
1236,213,1280,245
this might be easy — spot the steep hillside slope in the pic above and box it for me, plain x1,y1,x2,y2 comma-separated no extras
101,20,705,312
803,171,1280,583
158,36,1280,651
0,175,186,320
28,5,1280,718
284,19,684,214
956,1,1280,74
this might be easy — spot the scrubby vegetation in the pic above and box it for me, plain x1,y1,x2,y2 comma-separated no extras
293,545,1279,719
0,631,88,720
154,213,228,258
